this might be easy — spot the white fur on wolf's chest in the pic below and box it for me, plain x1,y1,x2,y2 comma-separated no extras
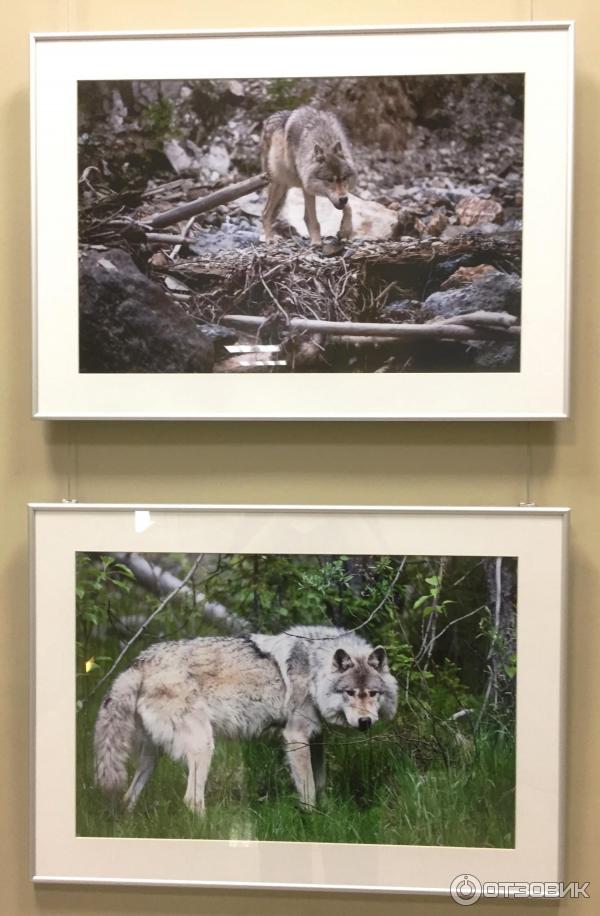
281,188,396,240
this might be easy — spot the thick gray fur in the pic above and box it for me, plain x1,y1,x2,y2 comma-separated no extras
260,106,357,244
94,625,398,813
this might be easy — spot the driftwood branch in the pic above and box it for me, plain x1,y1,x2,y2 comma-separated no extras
113,552,250,633
145,232,188,244
171,215,197,259
222,314,520,342
330,335,419,346
435,310,518,328
149,173,269,229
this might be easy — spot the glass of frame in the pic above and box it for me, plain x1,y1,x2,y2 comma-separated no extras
30,22,573,419
30,503,567,897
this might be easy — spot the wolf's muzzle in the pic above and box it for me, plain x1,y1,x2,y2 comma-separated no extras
335,196,348,210
358,717,372,731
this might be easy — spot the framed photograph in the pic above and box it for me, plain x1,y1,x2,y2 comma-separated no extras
30,503,567,895
31,22,573,420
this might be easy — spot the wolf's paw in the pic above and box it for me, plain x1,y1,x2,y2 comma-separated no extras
298,797,318,813
184,798,206,815
322,237,345,257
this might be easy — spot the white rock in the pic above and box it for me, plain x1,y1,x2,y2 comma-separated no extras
227,79,245,97
237,192,264,218
202,144,231,176
164,138,195,174
108,89,128,131
281,189,397,240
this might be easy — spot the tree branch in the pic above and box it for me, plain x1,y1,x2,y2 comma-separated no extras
85,555,204,703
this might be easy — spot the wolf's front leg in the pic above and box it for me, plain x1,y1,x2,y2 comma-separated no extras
283,723,316,810
339,202,353,240
303,192,321,245
262,182,288,243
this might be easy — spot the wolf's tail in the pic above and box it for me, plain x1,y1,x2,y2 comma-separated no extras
93,666,142,796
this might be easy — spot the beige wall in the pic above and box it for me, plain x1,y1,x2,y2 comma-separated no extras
1,1,596,913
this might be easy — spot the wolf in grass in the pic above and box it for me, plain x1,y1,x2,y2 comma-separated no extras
260,106,357,245
94,625,398,813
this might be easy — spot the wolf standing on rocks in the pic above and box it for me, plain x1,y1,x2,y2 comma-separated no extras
94,625,398,813
260,106,357,244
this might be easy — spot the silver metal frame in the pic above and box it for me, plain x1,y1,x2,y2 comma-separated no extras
30,21,576,40
29,501,569,515
29,502,569,895
29,21,575,421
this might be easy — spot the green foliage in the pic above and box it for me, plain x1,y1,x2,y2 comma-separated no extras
76,550,517,845
264,78,313,112
412,574,454,616
203,554,336,632
76,554,134,675
140,98,175,141
77,688,515,846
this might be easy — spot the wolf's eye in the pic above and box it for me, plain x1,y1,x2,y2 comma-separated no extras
369,690,379,697
344,689,356,697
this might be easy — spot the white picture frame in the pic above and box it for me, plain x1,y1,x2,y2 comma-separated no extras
30,22,573,420
30,503,568,896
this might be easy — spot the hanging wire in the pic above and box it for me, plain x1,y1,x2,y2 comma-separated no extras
63,424,79,503
520,422,534,507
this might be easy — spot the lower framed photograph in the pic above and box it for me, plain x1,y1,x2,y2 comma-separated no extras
30,503,567,896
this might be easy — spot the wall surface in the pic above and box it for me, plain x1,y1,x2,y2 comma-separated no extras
1,1,597,913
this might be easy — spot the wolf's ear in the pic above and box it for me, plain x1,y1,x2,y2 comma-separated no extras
333,140,343,155
314,143,325,161
368,646,388,671
332,648,354,672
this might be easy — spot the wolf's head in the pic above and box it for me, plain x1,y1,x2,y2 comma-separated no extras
326,644,398,731
306,141,357,210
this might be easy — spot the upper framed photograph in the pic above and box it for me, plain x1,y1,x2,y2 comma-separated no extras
30,503,567,896
31,22,573,420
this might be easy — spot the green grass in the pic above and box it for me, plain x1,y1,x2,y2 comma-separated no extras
77,701,515,848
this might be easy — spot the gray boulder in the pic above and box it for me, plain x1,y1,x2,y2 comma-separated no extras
469,341,520,371
79,248,214,373
423,271,521,319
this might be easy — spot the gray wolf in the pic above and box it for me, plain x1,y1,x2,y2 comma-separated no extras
94,625,398,813
260,106,357,244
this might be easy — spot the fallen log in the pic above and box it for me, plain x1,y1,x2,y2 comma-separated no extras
149,173,269,229
330,335,418,346
435,310,518,328
145,232,188,244
222,314,520,342
112,552,250,633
